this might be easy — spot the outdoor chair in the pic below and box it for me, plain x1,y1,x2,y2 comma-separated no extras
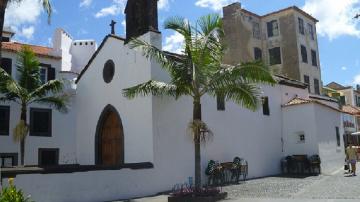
205,160,225,186
308,155,321,174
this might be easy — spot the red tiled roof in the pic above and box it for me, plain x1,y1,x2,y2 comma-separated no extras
1,42,61,60
342,105,360,116
283,97,352,115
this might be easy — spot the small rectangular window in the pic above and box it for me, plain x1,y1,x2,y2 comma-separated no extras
252,22,261,39
217,94,225,111
336,127,341,147
267,20,279,37
0,106,10,136
1,58,12,75
301,45,308,63
308,23,314,40
30,108,52,137
40,68,47,84
298,134,305,143
304,75,310,93
298,18,304,35
38,148,59,166
311,50,318,67
254,47,262,61
314,78,320,95
269,47,281,65
262,97,270,116
0,153,18,167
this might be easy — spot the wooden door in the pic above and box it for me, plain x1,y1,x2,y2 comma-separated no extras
101,111,123,166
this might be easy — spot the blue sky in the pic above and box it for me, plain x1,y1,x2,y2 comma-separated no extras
4,0,360,87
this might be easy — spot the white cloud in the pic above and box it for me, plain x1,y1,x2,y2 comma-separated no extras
121,20,126,34
5,0,42,27
354,74,360,84
95,0,126,18
195,0,239,11
163,32,184,54
302,0,360,40
341,66,348,70
20,26,35,39
159,0,170,10
80,0,92,8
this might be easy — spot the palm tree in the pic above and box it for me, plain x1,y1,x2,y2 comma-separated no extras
0,46,69,166
0,0,52,63
123,14,276,188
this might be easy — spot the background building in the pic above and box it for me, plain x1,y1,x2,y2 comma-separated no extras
223,3,322,95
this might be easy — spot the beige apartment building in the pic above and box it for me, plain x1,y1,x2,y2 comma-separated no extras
223,3,322,95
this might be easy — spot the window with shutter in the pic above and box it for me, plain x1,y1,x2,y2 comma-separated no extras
301,45,308,63
298,18,305,35
262,97,270,116
0,106,10,136
30,108,52,137
267,20,279,37
38,148,59,166
1,58,12,75
314,79,320,95
304,75,310,93
254,47,262,61
311,50,318,67
269,47,281,65
217,94,225,111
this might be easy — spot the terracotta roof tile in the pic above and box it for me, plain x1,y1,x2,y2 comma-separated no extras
1,42,61,60
283,97,352,114
342,105,360,116
283,97,312,106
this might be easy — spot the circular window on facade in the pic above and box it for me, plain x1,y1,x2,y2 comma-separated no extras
103,60,115,83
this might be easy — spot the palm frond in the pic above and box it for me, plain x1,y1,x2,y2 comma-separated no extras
211,83,261,111
41,0,52,24
187,119,213,143
234,61,276,84
164,16,192,40
129,38,176,73
13,120,29,143
29,79,64,99
123,80,178,99
16,46,42,91
32,94,70,113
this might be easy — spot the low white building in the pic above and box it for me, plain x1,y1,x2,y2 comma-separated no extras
0,1,346,202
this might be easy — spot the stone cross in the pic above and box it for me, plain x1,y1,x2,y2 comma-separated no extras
110,20,116,35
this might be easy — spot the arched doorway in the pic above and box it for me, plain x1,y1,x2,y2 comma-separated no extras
95,105,124,166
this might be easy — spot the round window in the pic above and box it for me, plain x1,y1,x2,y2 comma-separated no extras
103,60,115,83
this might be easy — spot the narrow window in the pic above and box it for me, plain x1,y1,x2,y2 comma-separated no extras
254,47,262,61
267,20,279,37
0,106,10,136
38,148,59,166
314,78,320,95
336,127,341,147
269,47,281,65
298,18,304,35
311,50,318,67
301,45,308,63
308,23,314,40
40,67,47,84
252,22,261,39
217,94,225,111
1,58,12,75
262,97,270,116
2,37,10,42
304,75,310,93
30,108,52,137
339,96,346,106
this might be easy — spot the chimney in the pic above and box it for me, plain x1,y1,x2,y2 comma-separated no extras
125,0,159,42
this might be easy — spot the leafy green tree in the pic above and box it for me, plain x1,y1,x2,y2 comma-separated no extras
0,46,69,166
123,14,276,188
0,0,52,62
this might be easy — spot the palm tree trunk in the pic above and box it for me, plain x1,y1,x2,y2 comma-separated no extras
20,104,27,166
193,98,202,189
0,0,8,64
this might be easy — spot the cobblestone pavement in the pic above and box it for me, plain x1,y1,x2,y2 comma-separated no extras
118,165,360,202
223,166,360,200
